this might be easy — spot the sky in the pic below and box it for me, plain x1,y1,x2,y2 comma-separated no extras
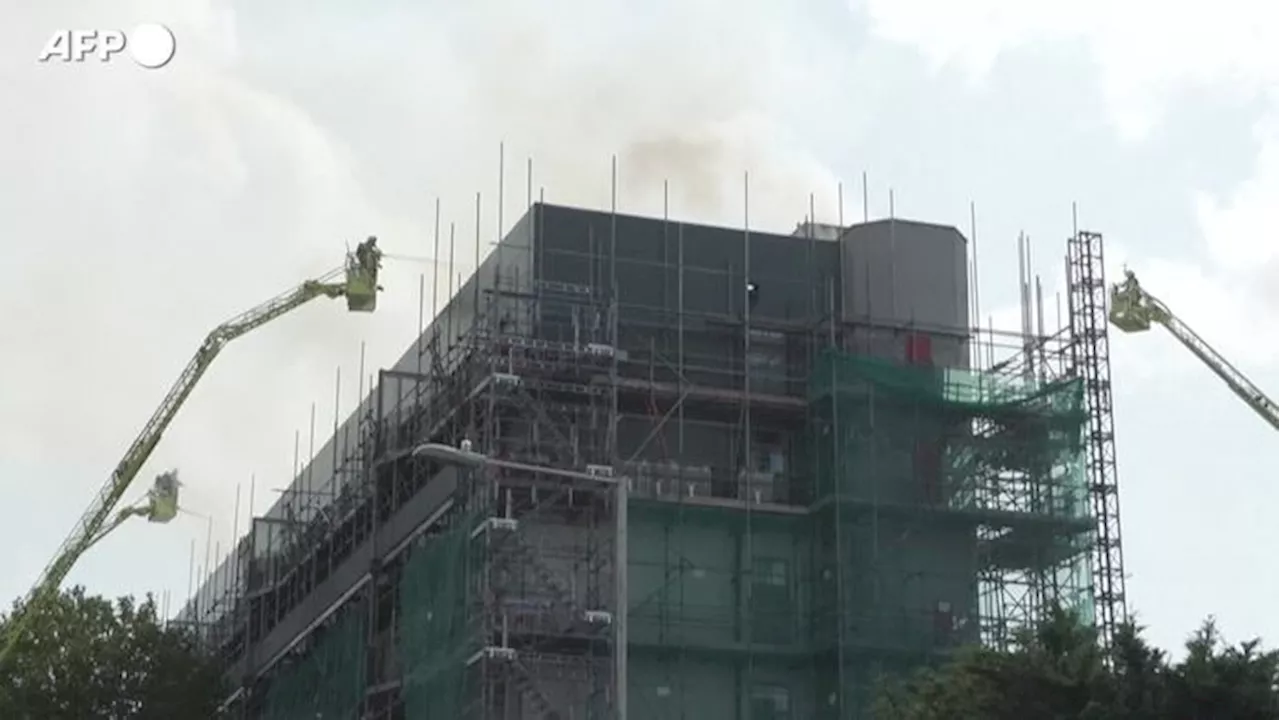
1,0,1276,658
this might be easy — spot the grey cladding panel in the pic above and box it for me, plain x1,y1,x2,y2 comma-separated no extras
840,220,969,330
535,204,840,325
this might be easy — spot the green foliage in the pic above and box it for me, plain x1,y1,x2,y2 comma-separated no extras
875,609,1279,720
0,586,225,720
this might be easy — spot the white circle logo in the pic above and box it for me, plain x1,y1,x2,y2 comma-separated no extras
128,23,175,69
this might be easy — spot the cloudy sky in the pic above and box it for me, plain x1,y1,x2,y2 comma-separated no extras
2,0,1276,656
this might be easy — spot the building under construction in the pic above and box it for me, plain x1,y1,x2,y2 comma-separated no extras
182,199,1126,719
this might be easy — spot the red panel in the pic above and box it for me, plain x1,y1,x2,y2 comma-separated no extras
904,333,934,365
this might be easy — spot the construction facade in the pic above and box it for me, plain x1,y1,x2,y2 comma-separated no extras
182,200,1126,719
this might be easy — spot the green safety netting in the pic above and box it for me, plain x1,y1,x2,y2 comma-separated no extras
398,516,478,719
799,350,1095,717
260,608,366,720
242,349,1095,720
805,349,1089,520
809,350,1086,411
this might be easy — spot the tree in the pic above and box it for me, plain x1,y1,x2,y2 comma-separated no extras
1166,621,1280,719
0,586,225,719
875,609,1278,720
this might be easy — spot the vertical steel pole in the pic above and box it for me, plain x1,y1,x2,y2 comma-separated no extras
615,476,628,720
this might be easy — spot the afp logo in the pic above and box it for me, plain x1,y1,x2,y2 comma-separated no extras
38,23,176,69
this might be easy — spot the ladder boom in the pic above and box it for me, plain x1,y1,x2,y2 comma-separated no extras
31,279,348,610
1,238,382,666
1157,301,1279,428
1110,271,1278,429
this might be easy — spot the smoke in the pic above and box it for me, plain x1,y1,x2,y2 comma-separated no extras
0,0,848,603
238,0,848,225
433,0,791,212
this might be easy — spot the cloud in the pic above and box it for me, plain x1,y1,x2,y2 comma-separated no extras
860,0,1279,139
1194,118,1280,315
859,0,1279,380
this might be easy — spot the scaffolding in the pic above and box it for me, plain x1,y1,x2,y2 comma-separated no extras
177,198,1122,720
1066,230,1128,650
390,265,622,719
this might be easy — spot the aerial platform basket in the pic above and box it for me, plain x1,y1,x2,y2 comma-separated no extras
1107,270,1153,333
345,236,382,312
147,470,180,523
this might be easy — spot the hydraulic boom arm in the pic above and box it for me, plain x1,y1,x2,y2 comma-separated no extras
0,238,383,666
1110,270,1278,429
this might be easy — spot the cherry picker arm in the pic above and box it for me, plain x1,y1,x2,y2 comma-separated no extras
0,238,383,666
1110,269,1278,429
